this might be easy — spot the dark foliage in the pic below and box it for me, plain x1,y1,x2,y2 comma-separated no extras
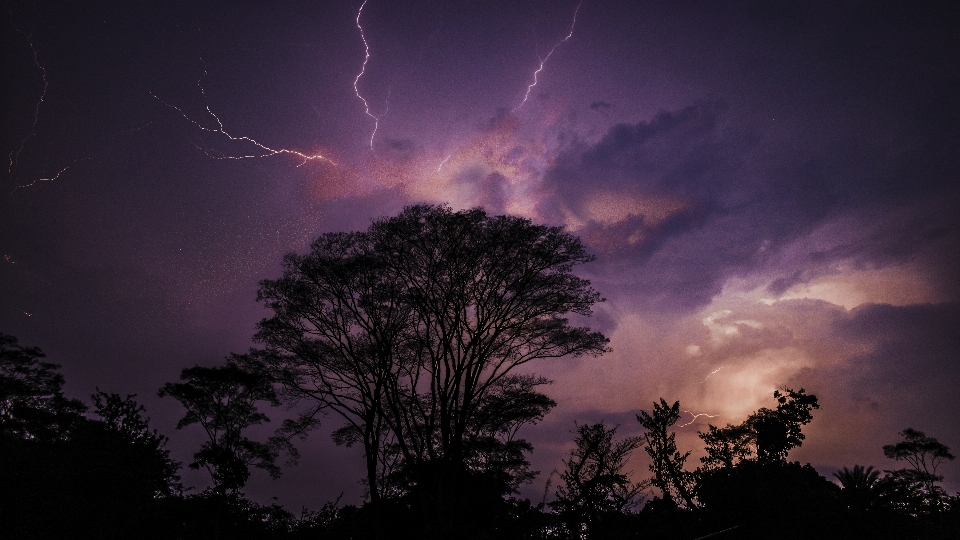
1,388,181,539
697,387,820,472
697,460,842,539
253,204,608,506
551,422,644,538
159,357,291,493
749,388,820,463
3,278,960,540
637,399,696,508
879,428,956,515
0,332,86,442
835,464,882,513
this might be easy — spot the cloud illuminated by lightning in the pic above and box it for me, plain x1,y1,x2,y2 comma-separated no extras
353,0,380,149
513,0,583,112
150,63,334,166
678,410,720,428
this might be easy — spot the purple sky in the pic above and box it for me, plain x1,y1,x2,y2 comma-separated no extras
3,0,959,510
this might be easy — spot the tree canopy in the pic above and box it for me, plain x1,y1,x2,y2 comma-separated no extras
253,204,609,504
158,358,288,493
880,428,956,515
0,332,86,442
553,422,643,536
637,399,696,509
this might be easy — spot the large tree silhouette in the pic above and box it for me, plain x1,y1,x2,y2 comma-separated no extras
254,205,609,515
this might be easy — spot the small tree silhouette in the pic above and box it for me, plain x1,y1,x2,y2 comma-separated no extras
880,428,955,514
553,422,644,537
159,357,290,493
835,464,881,491
834,465,881,512
637,399,697,508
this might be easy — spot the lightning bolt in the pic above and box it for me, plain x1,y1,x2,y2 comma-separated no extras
678,410,720,428
700,366,724,384
7,27,46,178
353,0,380,149
7,26,88,192
513,0,582,112
437,154,452,172
150,61,334,166
11,158,91,193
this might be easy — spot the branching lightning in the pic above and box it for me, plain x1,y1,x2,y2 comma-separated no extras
7,26,87,193
671,368,724,429
678,410,720,428
150,63,334,166
513,0,582,112
353,0,380,149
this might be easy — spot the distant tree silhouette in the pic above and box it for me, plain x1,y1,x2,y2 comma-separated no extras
2,375,181,540
689,388,831,538
879,428,955,515
883,428,955,491
159,357,289,494
637,399,697,509
835,464,881,491
835,464,881,490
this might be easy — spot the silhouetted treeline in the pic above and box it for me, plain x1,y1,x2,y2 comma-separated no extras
3,206,959,539
4,330,957,539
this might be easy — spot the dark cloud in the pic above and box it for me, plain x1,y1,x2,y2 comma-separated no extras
481,107,519,133
538,78,960,310
381,138,418,160
808,302,960,491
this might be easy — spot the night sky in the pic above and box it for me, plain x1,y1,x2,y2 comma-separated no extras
3,0,959,511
